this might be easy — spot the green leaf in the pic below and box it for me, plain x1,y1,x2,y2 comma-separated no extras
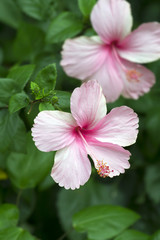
58,179,126,240
7,133,54,189
7,64,35,90
17,228,36,240
0,78,20,107
151,230,160,240
123,94,154,114
17,0,52,21
145,163,160,203
13,22,45,61
10,121,27,154
73,205,140,240
0,48,3,65
39,102,55,111
0,110,26,152
35,63,57,92
146,108,160,147
78,0,96,16
114,229,150,240
0,0,21,28
30,81,41,97
0,152,8,169
18,189,36,223
0,204,36,239
46,12,83,43
0,204,19,231
0,168,8,180
38,175,55,191
55,90,71,111
0,227,36,240
84,28,96,37
9,92,30,114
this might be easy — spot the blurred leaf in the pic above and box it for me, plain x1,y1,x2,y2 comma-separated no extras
114,229,150,240
0,78,20,107
0,227,36,240
0,0,21,28
78,0,96,16
0,110,26,152
0,169,8,180
0,152,9,169
55,90,71,111
13,23,45,61
17,0,52,20
9,92,30,114
0,48,3,65
17,228,36,240
7,133,54,189
0,204,19,231
145,163,160,203
124,94,154,114
46,12,83,43
38,175,54,191
18,189,36,222
151,230,160,240
84,28,96,36
10,120,27,154
0,66,8,78
39,102,55,111
73,205,140,240
0,204,36,239
35,63,57,92
7,64,35,90
146,107,160,146
58,179,127,240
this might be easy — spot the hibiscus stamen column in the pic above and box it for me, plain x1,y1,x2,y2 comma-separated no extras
96,160,114,178
112,45,142,83
76,124,114,179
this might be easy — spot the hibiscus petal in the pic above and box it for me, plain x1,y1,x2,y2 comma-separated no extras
71,80,107,129
31,111,76,152
87,140,131,177
61,36,106,79
91,0,133,44
118,23,160,63
91,106,138,147
88,49,124,102
51,140,91,190
121,59,155,99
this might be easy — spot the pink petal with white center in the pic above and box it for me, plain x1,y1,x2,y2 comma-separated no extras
87,140,131,178
31,111,77,152
51,140,91,190
60,36,106,80
121,59,155,99
118,23,160,63
91,106,138,147
91,0,133,44
71,80,107,129
88,48,123,102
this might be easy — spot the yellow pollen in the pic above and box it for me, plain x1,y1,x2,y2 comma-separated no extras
126,69,142,82
96,160,113,178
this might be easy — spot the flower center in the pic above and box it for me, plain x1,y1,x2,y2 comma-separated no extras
96,160,113,178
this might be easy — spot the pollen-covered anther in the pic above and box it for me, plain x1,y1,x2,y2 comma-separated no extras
126,69,142,83
96,160,113,178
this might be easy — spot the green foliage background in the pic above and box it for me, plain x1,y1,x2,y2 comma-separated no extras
0,0,160,239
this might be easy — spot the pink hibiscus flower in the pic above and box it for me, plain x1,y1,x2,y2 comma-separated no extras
31,80,138,190
61,0,160,102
